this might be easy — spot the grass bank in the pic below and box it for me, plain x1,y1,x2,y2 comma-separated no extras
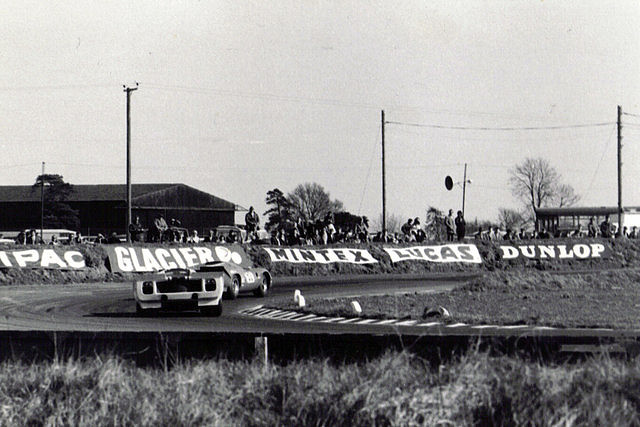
0,351,638,426
2,237,640,286
272,269,640,329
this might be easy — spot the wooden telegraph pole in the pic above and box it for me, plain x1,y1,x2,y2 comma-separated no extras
124,83,138,243
617,105,622,233
381,110,386,241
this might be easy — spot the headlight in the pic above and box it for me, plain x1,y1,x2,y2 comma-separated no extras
205,279,217,291
142,281,154,295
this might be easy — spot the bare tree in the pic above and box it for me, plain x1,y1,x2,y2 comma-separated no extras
509,157,579,216
375,213,404,233
287,182,343,223
554,184,580,208
498,208,525,230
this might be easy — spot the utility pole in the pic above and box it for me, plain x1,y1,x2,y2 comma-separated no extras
462,163,468,216
124,83,138,243
40,161,44,243
381,110,386,240
617,105,623,233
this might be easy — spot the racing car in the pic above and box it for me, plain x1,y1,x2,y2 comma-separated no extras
133,266,224,316
197,261,272,299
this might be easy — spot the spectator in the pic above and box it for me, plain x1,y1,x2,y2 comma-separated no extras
587,217,598,237
26,229,37,244
455,210,466,241
570,224,583,237
188,230,201,243
95,233,107,244
412,217,426,242
129,215,146,242
600,215,612,238
489,227,501,241
245,206,260,234
475,226,484,240
631,226,638,239
49,235,60,246
153,215,169,242
15,231,26,245
107,232,121,244
401,218,414,240
538,228,550,239
445,209,455,241
517,228,528,240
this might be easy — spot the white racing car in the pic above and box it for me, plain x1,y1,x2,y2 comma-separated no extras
133,265,224,316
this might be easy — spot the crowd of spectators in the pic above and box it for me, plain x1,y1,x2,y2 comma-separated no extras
7,208,640,247
268,212,370,246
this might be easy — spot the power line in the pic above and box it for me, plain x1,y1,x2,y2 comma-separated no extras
384,120,615,131
622,111,640,118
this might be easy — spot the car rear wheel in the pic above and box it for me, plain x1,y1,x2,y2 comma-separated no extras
201,305,223,317
253,274,270,297
226,276,240,300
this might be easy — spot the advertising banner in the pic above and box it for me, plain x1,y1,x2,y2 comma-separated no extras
384,244,482,264
106,245,251,273
263,247,378,264
499,243,610,260
0,248,86,270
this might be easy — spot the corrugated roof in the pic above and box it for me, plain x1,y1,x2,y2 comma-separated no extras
0,183,236,209
535,206,640,216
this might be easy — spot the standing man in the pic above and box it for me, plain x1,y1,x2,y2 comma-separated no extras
245,206,260,235
445,209,455,241
455,210,466,241
600,215,612,238
587,217,598,238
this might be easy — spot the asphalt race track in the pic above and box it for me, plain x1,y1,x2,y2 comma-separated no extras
0,275,465,334
1,273,639,343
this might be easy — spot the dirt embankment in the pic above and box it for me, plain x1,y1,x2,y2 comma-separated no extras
0,238,638,286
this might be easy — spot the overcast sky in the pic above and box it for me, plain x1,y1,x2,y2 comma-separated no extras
2,1,639,228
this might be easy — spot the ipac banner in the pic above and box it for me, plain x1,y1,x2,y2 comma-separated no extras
0,248,86,270
263,247,378,264
106,245,251,273
384,244,482,264
499,243,610,260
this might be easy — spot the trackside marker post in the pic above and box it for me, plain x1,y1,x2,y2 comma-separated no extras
294,289,301,303
351,301,362,315
298,295,306,308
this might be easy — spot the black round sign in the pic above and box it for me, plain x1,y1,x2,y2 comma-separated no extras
445,176,453,191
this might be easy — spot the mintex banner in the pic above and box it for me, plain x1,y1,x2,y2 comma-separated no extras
263,247,378,264
384,244,482,264
0,248,85,270
106,245,251,273
499,243,610,260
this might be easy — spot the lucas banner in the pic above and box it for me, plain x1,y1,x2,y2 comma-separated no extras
263,247,378,264
499,243,610,260
384,244,483,264
0,248,86,270
106,245,251,273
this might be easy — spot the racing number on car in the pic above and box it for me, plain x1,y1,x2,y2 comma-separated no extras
244,272,255,283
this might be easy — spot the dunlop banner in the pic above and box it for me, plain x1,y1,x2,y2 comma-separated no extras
0,248,86,269
263,247,378,264
499,243,610,260
106,245,251,273
384,244,482,263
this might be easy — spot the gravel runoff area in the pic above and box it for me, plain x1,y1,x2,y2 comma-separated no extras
271,269,640,329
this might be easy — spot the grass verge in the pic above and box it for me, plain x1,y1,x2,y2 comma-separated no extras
0,351,638,426
272,269,640,329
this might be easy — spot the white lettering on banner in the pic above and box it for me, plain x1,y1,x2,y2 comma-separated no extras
499,243,609,260
0,249,86,269
383,244,482,264
263,248,378,264
106,246,249,273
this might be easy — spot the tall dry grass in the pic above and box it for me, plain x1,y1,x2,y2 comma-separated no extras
0,351,639,426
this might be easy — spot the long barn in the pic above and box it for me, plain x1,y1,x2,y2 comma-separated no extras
0,183,239,237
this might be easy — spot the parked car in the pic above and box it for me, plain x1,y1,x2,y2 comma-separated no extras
198,261,272,299
133,265,224,316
